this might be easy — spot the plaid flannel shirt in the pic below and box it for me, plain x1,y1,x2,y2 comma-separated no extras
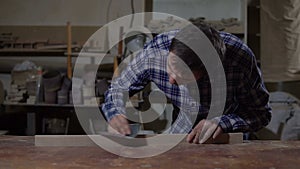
102,30,272,134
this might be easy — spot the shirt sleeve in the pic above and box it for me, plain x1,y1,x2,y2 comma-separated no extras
102,30,179,122
216,32,272,133
219,56,272,133
101,50,150,121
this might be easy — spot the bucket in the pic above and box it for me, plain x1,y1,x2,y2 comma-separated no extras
43,71,62,92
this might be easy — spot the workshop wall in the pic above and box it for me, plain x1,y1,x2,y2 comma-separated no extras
0,0,145,49
153,0,241,20
0,0,145,26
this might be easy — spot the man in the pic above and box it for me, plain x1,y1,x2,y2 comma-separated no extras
102,22,272,144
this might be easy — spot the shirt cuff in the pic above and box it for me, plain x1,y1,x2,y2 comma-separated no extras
217,115,234,133
216,114,250,133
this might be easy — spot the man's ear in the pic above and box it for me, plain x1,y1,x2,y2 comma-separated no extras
193,70,203,80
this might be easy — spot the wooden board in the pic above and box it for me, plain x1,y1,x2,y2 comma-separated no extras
35,134,148,147
35,135,96,147
204,132,244,144
35,133,243,147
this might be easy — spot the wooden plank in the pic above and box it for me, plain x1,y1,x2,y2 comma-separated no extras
35,133,243,147
66,21,72,79
35,134,147,147
203,132,244,144
35,135,97,147
228,132,244,144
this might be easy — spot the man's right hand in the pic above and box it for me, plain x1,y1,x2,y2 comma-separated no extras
108,114,131,135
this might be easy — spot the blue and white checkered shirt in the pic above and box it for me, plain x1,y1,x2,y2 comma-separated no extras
102,30,272,134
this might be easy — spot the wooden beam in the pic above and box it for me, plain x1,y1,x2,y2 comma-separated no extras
66,22,72,79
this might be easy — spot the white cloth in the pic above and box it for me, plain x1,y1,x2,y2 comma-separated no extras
266,92,300,140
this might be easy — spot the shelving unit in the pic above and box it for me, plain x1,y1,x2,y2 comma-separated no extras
0,49,66,57
152,0,248,43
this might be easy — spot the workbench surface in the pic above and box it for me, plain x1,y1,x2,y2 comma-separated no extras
0,136,300,169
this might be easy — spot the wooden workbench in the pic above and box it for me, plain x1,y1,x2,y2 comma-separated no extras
0,136,300,169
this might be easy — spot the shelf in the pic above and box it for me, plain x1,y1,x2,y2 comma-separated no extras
0,48,111,58
3,102,102,108
223,25,244,35
0,49,66,57
64,52,108,57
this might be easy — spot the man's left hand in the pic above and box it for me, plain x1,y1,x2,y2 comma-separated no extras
187,119,223,144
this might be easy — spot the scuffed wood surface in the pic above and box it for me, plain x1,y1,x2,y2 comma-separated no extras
1,136,300,169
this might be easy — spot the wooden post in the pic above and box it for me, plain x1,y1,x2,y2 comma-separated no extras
67,22,72,79
113,26,124,77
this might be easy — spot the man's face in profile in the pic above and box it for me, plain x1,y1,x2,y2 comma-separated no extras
167,52,203,85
